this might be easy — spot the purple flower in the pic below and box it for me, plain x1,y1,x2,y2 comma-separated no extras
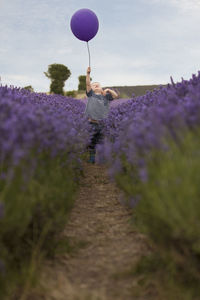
0,85,91,179
129,195,141,208
138,167,148,183
96,70,200,200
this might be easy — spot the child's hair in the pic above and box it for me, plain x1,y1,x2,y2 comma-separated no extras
91,82,103,94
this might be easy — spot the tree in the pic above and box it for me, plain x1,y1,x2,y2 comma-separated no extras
44,63,71,95
24,85,34,92
78,75,92,91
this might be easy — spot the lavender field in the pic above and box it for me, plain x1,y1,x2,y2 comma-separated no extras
96,72,200,299
0,86,91,298
1,71,200,299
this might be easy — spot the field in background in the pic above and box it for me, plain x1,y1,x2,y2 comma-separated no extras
62,84,166,99
103,84,166,98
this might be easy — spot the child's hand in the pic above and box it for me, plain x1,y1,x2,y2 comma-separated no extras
103,88,111,96
87,67,91,74
103,88,119,99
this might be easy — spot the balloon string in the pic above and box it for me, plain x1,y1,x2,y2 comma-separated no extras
87,41,91,68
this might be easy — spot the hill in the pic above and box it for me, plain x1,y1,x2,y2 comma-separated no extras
73,84,167,99
103,84,167,98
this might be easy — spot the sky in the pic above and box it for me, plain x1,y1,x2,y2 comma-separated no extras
1,0,200,92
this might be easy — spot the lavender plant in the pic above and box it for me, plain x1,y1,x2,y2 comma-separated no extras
96,72,200,298
0,85,90,298
97,72,200,180
130,129,200,300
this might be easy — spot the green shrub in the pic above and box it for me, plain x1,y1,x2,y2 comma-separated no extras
0,151,81,299
116,128,200,299
65,90,77,97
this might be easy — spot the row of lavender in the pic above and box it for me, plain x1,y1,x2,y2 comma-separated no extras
0,86,91,176
97,72,200,298
0,86,90,298
97,73,200,178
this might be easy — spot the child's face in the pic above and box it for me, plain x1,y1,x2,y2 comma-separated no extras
91,82,103,94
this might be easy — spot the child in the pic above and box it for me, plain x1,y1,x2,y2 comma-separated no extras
84,66,119,163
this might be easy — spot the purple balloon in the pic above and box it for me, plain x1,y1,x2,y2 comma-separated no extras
70,8,99,42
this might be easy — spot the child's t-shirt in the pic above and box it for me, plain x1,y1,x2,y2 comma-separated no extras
84,89,113,120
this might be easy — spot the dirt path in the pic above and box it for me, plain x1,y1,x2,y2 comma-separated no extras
34,162,149,300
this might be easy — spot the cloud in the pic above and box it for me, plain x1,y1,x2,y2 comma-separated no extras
150,0,200,13
1,74,49,91
0,48,6,54
1,0,200,92
170,0,200,11
97,71,169,87
93,52,157,69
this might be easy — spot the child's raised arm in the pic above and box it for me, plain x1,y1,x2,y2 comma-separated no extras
103,88,119,99
86,67,91,93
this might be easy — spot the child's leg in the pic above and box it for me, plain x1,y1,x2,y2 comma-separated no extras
88,123,104,163
88,123,98,163
95,123,104,145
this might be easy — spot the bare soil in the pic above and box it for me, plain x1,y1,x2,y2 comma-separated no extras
31,162,150,300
